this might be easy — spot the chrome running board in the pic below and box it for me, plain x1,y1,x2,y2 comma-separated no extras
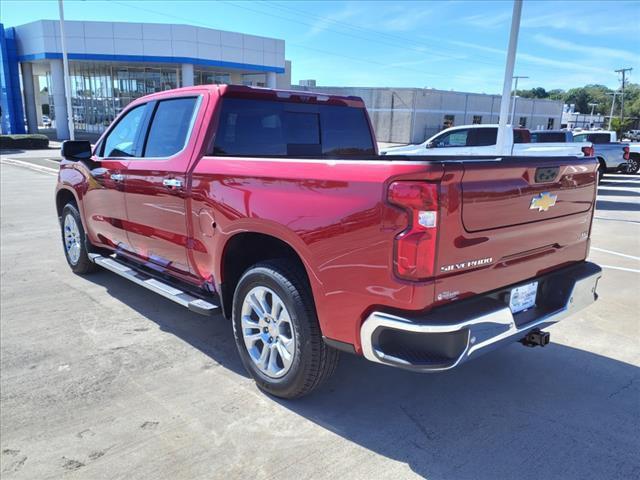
88,253,219,316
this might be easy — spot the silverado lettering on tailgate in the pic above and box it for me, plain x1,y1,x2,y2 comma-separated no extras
440,257,493,272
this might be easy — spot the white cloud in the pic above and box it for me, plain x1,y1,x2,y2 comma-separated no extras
304,6,359,37
532,33,640,64
460,11,512,28
521,12,631,36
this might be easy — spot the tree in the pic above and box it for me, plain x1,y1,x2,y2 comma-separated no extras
610,117,633,136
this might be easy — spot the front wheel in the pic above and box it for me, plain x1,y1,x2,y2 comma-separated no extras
232,260,338,399
60,203,97,274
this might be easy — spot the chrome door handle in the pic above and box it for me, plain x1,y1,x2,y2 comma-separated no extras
110,173,124,182
163,178,183,189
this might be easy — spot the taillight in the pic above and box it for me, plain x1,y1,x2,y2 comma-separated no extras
623,146,630,160
581,145,594,157
388,181,438,280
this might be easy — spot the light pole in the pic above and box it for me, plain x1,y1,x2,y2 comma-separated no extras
58,0,75,140
588,102,598,129
510,75,528,125
607,92,617,130
496,0,523,155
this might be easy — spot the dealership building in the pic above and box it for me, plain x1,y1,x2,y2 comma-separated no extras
293,84,565,144
0,20,289,139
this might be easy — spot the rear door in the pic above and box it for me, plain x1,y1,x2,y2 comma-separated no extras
123,94,204,281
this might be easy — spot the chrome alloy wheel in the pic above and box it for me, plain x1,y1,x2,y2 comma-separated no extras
63,213,82,265
241,286,296,378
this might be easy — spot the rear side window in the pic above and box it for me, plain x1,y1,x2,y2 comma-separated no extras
530,132,568,143
468,128,497,146
586,133,610,144
212,98,374,157
144,97,198,157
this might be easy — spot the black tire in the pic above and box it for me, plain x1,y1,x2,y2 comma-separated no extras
232,259,339,399
60,203,97,274
597,161,605,183
625,155,640,175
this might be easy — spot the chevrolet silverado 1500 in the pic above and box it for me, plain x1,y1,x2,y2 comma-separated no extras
56,85,602,398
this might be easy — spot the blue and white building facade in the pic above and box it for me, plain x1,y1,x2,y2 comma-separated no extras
0,20,289,138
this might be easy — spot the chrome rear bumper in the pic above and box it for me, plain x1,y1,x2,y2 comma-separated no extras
360,262,601,371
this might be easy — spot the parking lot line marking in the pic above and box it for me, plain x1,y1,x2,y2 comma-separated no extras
0,158,58,176
594,217,640,225
591,247,640,261
599,264,640,273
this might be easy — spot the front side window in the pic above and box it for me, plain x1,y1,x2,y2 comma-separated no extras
144,97,198,157
102,104,146,157
433,129,469,147
212,98,374,157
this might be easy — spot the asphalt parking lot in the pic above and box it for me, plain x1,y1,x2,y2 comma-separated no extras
1,150,639,480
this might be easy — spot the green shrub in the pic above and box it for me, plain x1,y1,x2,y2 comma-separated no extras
0,134,50,150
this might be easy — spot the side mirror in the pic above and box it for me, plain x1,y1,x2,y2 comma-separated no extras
61,140,92,161
426,142,435,149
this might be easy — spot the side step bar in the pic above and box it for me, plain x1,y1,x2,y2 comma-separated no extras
88,253,219,316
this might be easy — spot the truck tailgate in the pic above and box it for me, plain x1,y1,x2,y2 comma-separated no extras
461,157,595,231
433,156,598,306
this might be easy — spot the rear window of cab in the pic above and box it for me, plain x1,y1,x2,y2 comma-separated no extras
212,98,375,157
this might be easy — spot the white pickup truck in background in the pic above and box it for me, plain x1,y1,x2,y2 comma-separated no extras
572,130,636,175
380,124,593,157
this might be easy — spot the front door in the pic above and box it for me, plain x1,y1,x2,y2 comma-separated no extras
123,95,202,281
83,103,147,252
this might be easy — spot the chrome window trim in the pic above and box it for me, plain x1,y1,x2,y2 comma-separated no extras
96,94,203,162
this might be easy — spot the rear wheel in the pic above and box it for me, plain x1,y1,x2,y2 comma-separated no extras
232,260,338,399
60,203,97,274
625,155,639,174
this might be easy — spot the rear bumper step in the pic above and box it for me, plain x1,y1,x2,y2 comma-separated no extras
88,253,219,316
360,261,601,371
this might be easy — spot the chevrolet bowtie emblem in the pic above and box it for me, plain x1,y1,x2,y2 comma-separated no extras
530,192,558,212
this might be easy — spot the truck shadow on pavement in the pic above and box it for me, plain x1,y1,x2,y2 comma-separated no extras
85,272,640,480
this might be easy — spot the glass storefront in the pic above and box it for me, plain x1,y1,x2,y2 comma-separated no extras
48,62,233,134
67,62,181,134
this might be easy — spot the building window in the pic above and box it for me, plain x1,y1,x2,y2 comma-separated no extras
242,73,266,87
195,70,230,85
443,114,455,130
547,118,555,129
472,115,482,124
518,116,527,128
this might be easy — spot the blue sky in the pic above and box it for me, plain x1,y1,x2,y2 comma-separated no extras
2,0,639,93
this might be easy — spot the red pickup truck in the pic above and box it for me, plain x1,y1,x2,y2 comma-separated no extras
56,85,602,398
